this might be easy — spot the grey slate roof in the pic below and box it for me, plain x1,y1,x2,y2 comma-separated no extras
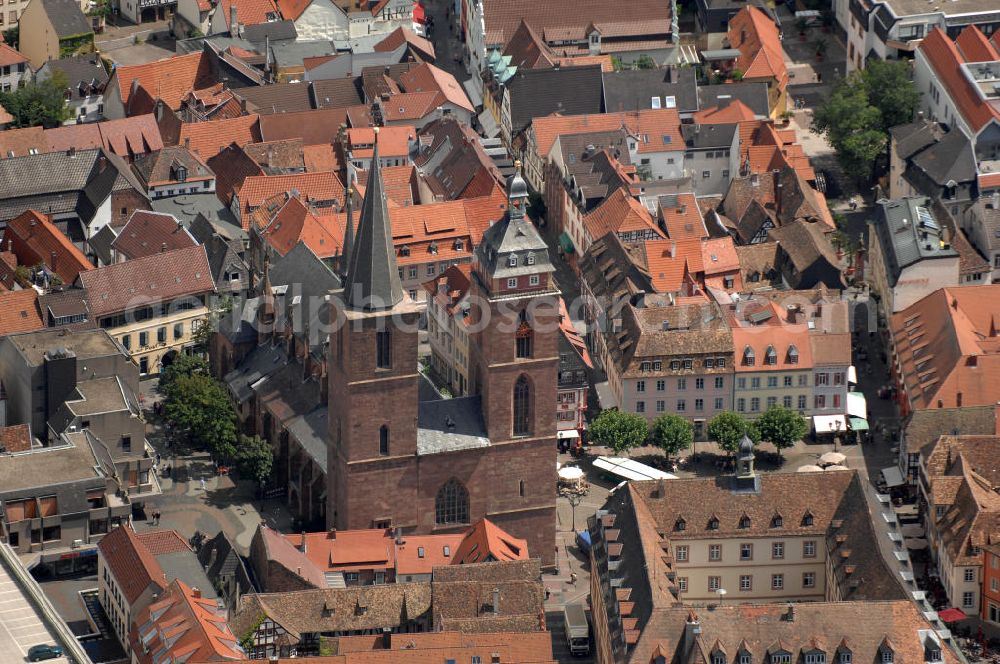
155,550,218,599
286,406,328,468
682,122,737,149
305,46,407,81
37,55,109,101
909,129,976,186
872,196,958,286
343,138,403,311
602,67,698,114
224,343,288,403
244,19,297,43
474,172,555,280
697,82,770,118
151,194,243,237
507,65,604,137
39,0,92,37
416,395,489,455
890,120,945,161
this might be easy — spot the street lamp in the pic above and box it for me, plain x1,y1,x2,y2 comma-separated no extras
833,419,842,452
716,588,728,607
567,493,584,533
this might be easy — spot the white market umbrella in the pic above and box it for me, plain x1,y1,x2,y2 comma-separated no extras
797,465,824,473
819,451,847,466
825,464,849,471
558,466,585,481
905,538,929,550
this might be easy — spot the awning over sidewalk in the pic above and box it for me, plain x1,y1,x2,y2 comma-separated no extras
463,78,483,108
477,108,499,138
559,231,575,254
848,365,858,385
812,414,847,433
594,381,616,410
557,429,580,440
881,465,905,488
847,391,868,419
849,417,869,431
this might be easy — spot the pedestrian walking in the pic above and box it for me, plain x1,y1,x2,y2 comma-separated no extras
200,477,207,491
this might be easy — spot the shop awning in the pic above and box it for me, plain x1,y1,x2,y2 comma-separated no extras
477,108,499,138
848,365,858,385
559,231,576,254
594,381,616,409
463,78,483,108
812,414,847,433
557,429,580,440
881,465,905,488
847,391,868,419
849,417,869,431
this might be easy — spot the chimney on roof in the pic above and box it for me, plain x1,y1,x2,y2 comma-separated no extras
382,628,392,649
394,527,404,544
192,587,202,598
50,251,57,273
266,145,274,168
300,531,307,553
992,191,1000,210
160,242,167,253
67,147,75,158
492,587,500,615
184,137,191,151
230,4,240,37
682,612,701,658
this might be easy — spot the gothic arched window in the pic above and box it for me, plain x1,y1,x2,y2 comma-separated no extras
515,309,533,359
435,479,469,525
513,374,531,437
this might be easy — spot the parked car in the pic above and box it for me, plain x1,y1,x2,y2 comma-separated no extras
27,644,64,662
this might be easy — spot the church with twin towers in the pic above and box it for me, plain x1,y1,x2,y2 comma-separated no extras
326,130,560,564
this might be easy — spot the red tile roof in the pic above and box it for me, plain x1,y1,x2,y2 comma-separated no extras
422,263,472,313
46,115,164,158
111,211,198,260
78,245,214,317
693,99,758,124
178,114,262,159
238,171,345,228
0,43,28,66
258,195,342,258
452,519,530,565
346,125,415,158
729,6,787,88
659,193,707,240
729,302,815,372
891,285,1000,411
0,290,44,337
920,27,999,133
583,188,664,242
115,52,216,111
136,529,192,555
275,0,311,20
218,0,279,28
374,27,436,61
354,165,417,206
0,424,32,453
130,579,243,664
302,144,341,173
531,108,683,161
98,524,166,604
397,63,474,113
2,210,94,284
642,238,701,293
955,23,1000,61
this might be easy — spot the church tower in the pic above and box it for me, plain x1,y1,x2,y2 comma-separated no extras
327,131,422,531
469,163,561,445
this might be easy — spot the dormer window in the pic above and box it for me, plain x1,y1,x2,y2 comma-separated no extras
926,648,941,663
428,241,438,255
713,654,726,664
881,650,893,664
399,245,411,257
765,346,777,365
708,517,719,530
675,517,686,531
787,345,799,364
454,238,464,250
739,515,751,529
742,346,755,366
172,163,187,182
839,652,852,664
771,514,783,528
771,654,790,664
509,254,518,267
740,655,751,664
805,654,826,664
802,512,814,527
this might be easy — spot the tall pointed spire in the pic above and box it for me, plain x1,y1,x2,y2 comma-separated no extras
343,128,404,310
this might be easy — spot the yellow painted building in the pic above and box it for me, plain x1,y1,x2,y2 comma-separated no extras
78,245,216,376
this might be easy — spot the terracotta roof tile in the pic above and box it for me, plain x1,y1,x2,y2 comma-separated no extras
275,0,310,20
98,524,166,604
729,6,787,88
132,146,213,188
136,529,192,555
3,209,94,283
347,125,415,158
258,195,342,258
373,27,436,61
115,52,216,111
531,108,683,162
955,23,1000,62
110,210,198,260
258,107,352,146
178,114,261,159
217,0,279,28
0,424,32,452
583,188,664,242
355,165,417,206
302,144,340,173
397,63,474,113
238,171,345,228
0,43,27,67
481,0,670,48
0,291,44,336
694,99,758,124
451,519,529,565
659,193,707,240
78,245,214,317
919,27,998,133
207,143,265,204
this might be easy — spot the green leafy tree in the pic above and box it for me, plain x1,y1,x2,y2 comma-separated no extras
159,353,208,394
755,406,808,456
707,411,753,456
863,59,920,133
163,373,237,461
0,71,72,128
589,409,649,455
3,27,18,49
650,414,693,460
235,435,274,485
